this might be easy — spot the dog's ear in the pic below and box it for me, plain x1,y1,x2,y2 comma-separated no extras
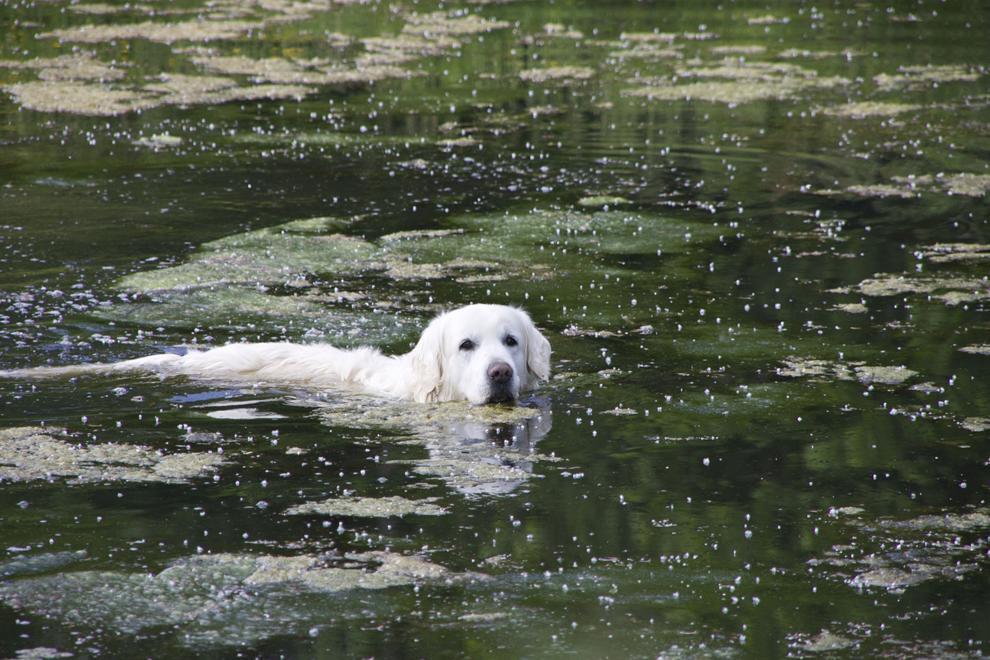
406,315,446,402
521,311,551,388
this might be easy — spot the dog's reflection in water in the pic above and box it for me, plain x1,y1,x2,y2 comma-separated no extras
424,400,553,496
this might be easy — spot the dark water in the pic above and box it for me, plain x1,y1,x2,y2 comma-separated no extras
1,0,989,657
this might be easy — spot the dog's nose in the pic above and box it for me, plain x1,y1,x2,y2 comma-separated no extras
487,361,513,384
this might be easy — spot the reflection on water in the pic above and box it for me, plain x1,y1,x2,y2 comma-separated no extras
1,0,990,656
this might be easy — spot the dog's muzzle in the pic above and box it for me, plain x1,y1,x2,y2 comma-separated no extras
485,361,516,404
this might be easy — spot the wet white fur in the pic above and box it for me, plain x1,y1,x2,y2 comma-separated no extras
1,304,551,405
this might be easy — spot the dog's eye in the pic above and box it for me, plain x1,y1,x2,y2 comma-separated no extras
504,335,518,347
459,339,475,352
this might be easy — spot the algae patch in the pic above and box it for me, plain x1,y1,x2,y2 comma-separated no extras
39,18,269,45
0,53,126,82
0,427,223,485
874,64,982,91
809,508,990,593
844,273,990,306
285,495,448,517
0,550,475,647
777,358,916,385
960,417,990,433
519,66,594,84
819,173,990,199
822,101,920,118
576,195,631,208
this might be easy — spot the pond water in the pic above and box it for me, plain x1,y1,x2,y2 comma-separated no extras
1,0,989,657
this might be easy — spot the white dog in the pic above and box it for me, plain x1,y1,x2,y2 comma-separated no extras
2,304,551,405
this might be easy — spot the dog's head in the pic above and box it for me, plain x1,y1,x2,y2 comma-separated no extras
407,304,551,404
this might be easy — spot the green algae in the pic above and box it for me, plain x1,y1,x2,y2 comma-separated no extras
519,66,594,84
960,418,990,432
133,133,184,149
874,64,981,91
3,74,312,116
0,53,126,82
801,631,857,652
400,11,511,38
625,77,844,104
747,15,790,26
826,173,990,200
625,59,848,104
777,358,916,385
190,54,414,87
918,243,990,263
811,508,990,593
105,208,716,338
3,81,157,116
823,101,921,118
832,303,868,314
710,45,767,56
118,217,377,294
0,427,222,485
847,274,990,306
285,495,448,517
7,648,73,660
938,173,990,197
0,550,474,646
39,18,269,45
576,195,631,208
607,43,683,61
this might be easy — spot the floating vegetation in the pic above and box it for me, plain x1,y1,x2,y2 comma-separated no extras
914,173,990,197
102,208,715,336
777,357,917,385
624,59,849,104
190,54,414,86
874,64,982,91
776,48,847,59
918,243,990,263
795,630,857,653
626,72,846,104
607,43,683,61
810,508,990,593
118,217,377,293
285,495,448,517
3,81,155,116
401,11,511,37
811,172,990,199
2,2,422,115
822,101,921,118
576,195,631,208
519,66,594,83
842,274,990,306
0,53,126,82
3,74,312,116
133,133,183,149
38,18,269,45
540,23,584,39
960,418,990,432
0,427,222,485
747,15,790,26
710,45,767,56
0,550,475,647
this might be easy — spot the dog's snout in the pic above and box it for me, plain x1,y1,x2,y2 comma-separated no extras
487,361,513,384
